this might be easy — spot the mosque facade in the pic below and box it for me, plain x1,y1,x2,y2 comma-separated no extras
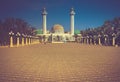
37,8,76,43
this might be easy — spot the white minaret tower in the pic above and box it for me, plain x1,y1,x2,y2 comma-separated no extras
70,8,75,35
42,8,47,35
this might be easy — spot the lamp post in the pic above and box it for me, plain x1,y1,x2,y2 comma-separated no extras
81,36,83,44
104,34,108,46
25,35,28,45
93,35,96,45
89,35,92,44
112,33,116,46
16,32,20,47
86,36,89,44
9,31,14,47
28,35,31,45
98,34,101,45
22,34,25,46
83,37,86,44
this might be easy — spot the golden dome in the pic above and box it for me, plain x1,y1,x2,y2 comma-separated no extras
52,24,64,33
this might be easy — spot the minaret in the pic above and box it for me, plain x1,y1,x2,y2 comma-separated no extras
70,8,75,35
42,8,47,35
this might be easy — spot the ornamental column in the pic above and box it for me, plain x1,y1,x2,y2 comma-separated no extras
70,8,75,35
42,8,47,35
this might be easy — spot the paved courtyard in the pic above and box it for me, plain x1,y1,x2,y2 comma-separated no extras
0,43,120,82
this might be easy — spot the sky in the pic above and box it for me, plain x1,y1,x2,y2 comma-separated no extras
0,0,120,31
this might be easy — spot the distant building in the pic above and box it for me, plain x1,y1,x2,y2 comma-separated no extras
37,8,77,43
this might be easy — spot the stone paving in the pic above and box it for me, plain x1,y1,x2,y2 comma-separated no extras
0,43,120,82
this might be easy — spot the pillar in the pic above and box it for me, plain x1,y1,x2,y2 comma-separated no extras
70,8,75,35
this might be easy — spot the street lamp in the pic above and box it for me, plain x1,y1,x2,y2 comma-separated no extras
93,35,97,45
9,31,14,47
86,36,89,44
112,33,116,46
16,32,21,47
28,35,31,45
98,34,101,45
22,33,25,46
89,35,92,44
24,34,28,45
104,34,108,45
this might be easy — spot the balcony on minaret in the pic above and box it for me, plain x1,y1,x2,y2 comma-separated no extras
70,8,75,15
42,8,47,15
